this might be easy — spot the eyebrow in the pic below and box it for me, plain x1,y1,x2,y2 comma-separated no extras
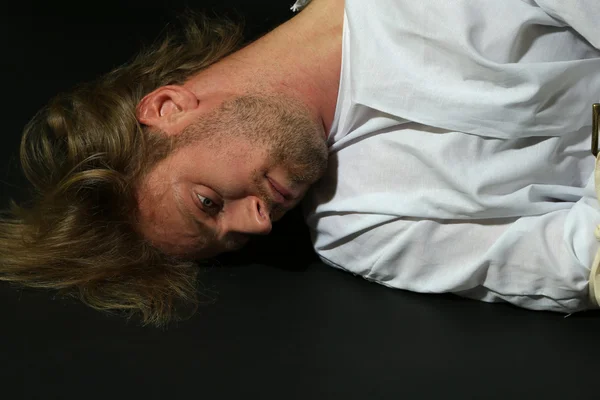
174,189,217,249
172,188,249,255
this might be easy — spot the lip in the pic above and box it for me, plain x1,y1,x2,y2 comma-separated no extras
267,176,292,204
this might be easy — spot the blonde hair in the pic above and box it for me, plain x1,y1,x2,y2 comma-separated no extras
0,13,244,326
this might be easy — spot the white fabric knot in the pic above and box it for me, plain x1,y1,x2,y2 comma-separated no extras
291,0,312,12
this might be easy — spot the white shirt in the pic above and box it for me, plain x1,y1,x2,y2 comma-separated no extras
302,0,600,312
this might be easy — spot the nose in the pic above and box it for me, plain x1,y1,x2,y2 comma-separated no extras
221,196,272,236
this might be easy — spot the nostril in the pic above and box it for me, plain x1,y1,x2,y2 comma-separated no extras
253,197,272,225
257,200,266,220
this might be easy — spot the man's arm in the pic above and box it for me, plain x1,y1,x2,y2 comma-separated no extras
311,189,600,313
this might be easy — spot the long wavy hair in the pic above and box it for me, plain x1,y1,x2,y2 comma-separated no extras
0,13,244,326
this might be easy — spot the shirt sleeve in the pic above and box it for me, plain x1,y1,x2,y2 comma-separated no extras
312,192,600,313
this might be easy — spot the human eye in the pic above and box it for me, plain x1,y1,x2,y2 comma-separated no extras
196,193,221,215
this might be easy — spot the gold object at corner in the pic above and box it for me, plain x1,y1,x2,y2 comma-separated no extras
593,103,599,157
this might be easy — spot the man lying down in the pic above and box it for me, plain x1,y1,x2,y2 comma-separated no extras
1,0,599,326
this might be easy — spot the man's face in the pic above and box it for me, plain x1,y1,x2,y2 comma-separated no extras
136,95,329,258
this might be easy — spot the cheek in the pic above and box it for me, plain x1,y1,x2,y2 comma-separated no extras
201,139,270,193
223,145,270,173
208,153,264,194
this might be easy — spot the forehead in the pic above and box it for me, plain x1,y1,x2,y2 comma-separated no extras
136,180,211,256
135,150,216,257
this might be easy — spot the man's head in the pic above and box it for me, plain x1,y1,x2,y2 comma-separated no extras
135,93,328,258
0,15,277,326
0,1,340,326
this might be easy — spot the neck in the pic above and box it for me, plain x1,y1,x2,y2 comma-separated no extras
185,0,343,134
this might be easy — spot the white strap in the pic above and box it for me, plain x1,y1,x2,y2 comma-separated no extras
589,155,600,306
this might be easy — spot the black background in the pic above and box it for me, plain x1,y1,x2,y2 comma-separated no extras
1,1,599,399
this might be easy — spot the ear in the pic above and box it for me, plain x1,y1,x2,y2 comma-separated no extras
136,85,199,135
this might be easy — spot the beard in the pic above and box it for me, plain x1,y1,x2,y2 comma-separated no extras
226,95,329,183
176,94,330,218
